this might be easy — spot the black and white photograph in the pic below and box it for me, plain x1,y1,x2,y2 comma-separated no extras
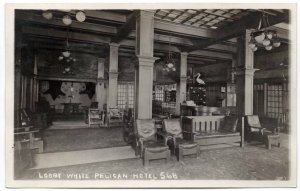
4,2,297,188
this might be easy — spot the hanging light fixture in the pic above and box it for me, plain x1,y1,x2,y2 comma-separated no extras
58,27,76,75
62,27,71,58
162,37,176,72
248,10,281,52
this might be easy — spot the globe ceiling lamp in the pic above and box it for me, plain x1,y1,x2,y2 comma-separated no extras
248,11,281,52
75,10,86,22
62,14,72,26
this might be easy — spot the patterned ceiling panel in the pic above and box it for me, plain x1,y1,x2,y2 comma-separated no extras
154,9,263,29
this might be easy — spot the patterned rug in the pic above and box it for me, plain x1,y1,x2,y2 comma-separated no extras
42,126,128,153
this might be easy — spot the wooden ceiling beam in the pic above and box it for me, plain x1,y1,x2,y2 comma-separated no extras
111,11,138,43
154,19,216,39
22,26,111,44
22,26,234,60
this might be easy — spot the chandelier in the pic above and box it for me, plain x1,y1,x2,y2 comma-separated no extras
58,27,76,75
42,10,86,26
248,11,281,51
162,37,176,72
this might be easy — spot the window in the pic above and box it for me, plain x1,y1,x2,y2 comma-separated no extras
117,82,134,109
267,84,283,118
153,84,177,102
154,85,164,101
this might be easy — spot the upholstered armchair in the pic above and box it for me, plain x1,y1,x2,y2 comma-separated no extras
134,119,167,155
135,119,170,166
162,119,198,157
88,108,104,128
245,115,279,142
107,107,123,127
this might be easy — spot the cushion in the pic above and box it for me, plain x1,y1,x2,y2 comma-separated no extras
163,119,182,137
220,116,238,133
246,115,262,128
136,119,156,140
178,142,197,149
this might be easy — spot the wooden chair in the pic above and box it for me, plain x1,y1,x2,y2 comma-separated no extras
88,108,104,128
245,115,280,149
162,119,199,161
107,107,123,127
135,119,170,166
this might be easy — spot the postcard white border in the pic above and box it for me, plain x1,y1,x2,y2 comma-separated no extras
5,3,297,188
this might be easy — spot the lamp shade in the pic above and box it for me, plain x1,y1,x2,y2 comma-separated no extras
62,15,72,25
248,43,256,49
265,45,273,51
42,10,53,20
167,62,174,68
266,31,273,39
262,38,271,46
273,41,281,47
254,33,265,44
62,50,71,57
76,11,86,22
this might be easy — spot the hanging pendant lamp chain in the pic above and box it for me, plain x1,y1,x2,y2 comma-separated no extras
66,26,70,49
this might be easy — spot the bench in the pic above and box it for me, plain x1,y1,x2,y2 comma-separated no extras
181,115,244,149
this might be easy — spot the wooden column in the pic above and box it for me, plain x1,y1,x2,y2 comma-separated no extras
32,54,38,111
134,10,158,119
95,58,106,110
263,82,268,115
235,30,258,116
176,52,188,115
108,43,119,109
15,31,22,126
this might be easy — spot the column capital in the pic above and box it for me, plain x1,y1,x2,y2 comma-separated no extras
96,78,107,83
179,76,187,82
137,10,156,17
97,58,106,63
109,71,119,78
180,52,189,56
235,68,259,77
109,42,120,48
134,55,159,67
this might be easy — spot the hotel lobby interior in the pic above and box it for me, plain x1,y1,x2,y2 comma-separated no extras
12,8,293,181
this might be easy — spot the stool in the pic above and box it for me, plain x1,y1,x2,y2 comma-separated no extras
143,145,170,167
265,134,280,149
176,142,199,161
